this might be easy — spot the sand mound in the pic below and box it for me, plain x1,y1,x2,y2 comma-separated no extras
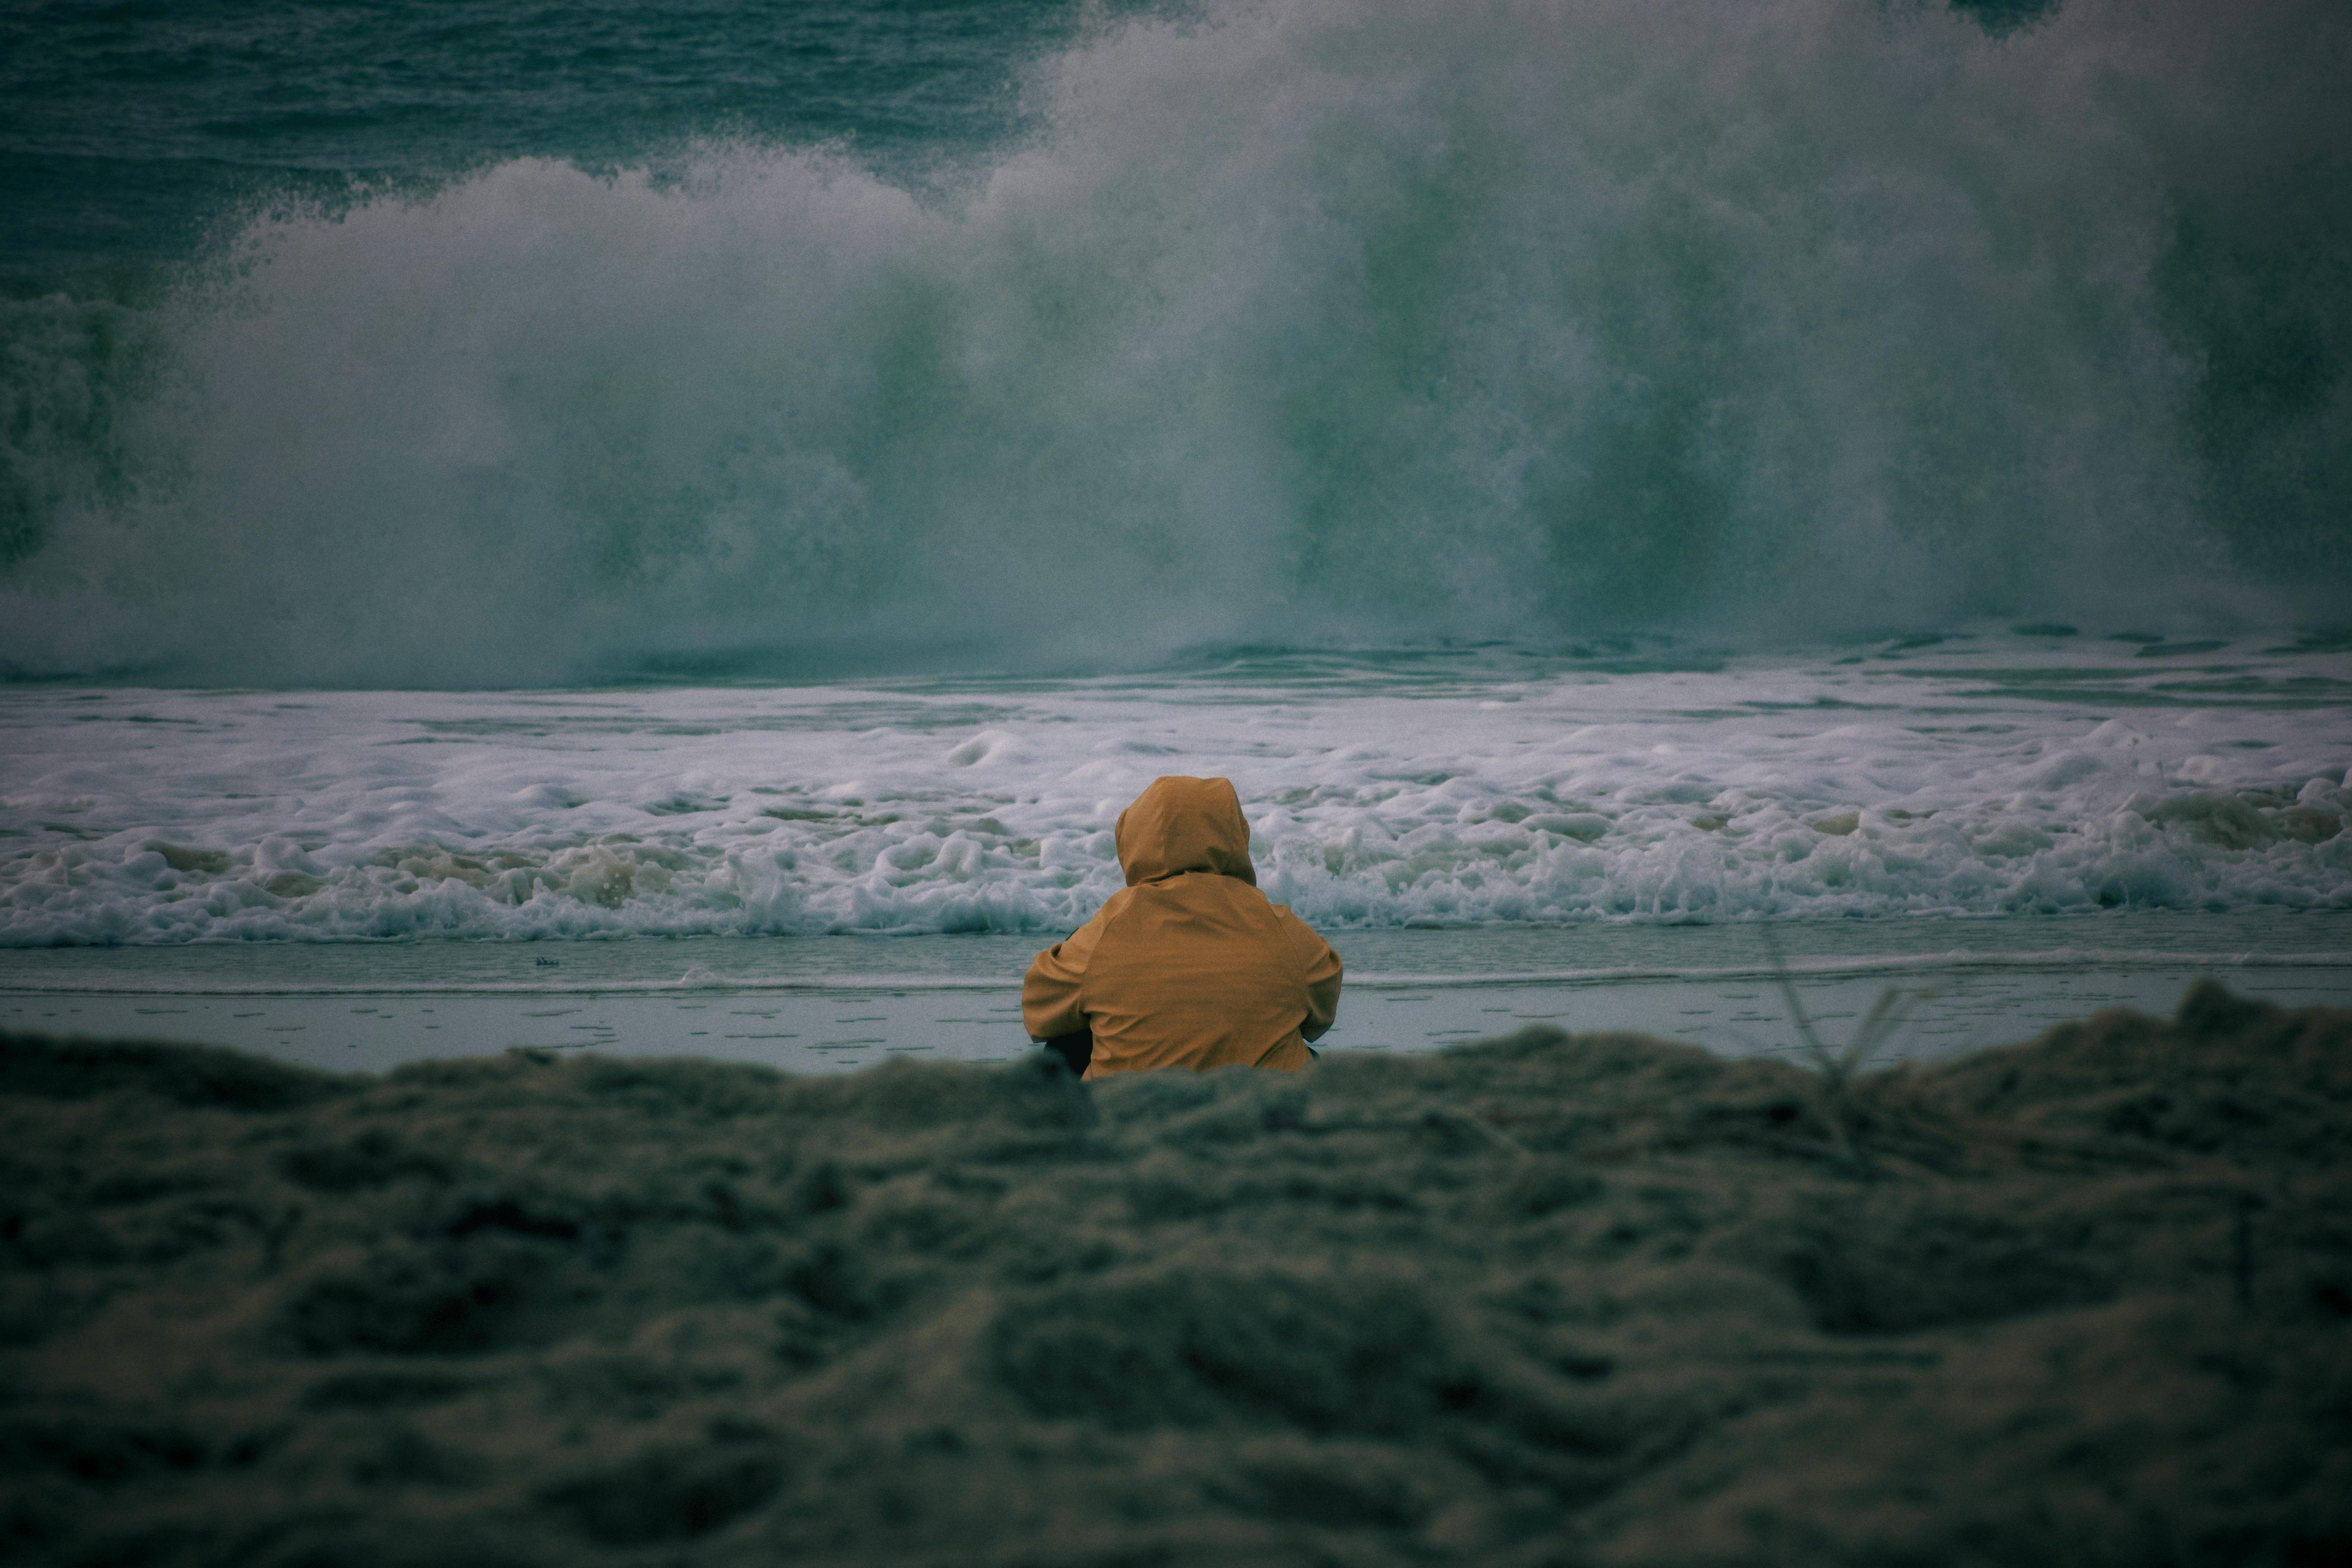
3,981,2349,1566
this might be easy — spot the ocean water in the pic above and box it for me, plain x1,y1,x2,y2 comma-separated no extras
4,636,2350,945
7,0,2351,684
4,634,2349,1064
4,0,2349,1061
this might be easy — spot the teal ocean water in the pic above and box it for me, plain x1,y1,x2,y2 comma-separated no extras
2,0,1081,282
4,0,2348,685
2,0,2347,1059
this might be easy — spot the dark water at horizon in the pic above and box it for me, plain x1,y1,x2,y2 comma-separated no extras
1,1,1118,288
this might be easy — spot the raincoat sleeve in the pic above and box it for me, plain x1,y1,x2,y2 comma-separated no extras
1287,914,1344,1042
1022,917,1106,1041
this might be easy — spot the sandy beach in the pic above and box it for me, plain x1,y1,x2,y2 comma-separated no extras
4,981,2346,1566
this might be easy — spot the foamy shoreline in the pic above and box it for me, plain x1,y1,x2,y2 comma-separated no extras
7,642,2348,948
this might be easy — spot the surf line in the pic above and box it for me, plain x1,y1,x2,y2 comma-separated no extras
2,949,2346,998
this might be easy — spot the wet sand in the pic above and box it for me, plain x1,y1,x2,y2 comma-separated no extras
9,963,2352,1077
7,908,2350,1074
3,983,2348,1565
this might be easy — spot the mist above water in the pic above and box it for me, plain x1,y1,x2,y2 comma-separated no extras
2,0,2345,686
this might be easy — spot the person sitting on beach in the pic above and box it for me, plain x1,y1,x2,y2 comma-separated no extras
1023,775,1342,1079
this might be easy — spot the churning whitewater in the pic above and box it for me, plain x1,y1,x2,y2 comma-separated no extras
3,638,2347,945
3,0,2348,686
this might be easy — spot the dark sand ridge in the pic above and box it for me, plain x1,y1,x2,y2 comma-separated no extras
3,985,2347,1567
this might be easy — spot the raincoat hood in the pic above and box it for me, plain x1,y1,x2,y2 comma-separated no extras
1115,776,1258,887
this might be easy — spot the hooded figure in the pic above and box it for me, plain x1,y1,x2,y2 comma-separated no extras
1023,776,1342,1078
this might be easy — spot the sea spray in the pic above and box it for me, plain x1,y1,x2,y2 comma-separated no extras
1,0,2347,685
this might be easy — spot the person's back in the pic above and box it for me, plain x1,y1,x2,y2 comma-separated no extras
1022,776,1342,1078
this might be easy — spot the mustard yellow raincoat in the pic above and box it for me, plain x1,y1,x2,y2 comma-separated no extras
1022,776,1342,1078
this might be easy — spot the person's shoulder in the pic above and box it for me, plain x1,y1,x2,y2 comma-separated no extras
1030,887,1142,963
1142,872,1283,923
1269,900,1337,951
1087,884,1148,928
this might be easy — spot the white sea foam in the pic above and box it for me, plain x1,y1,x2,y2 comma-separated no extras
3,635,2346,946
